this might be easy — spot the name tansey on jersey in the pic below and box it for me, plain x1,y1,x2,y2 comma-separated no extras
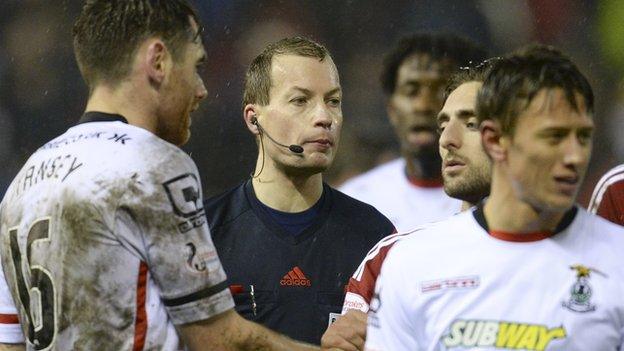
443,320,566,350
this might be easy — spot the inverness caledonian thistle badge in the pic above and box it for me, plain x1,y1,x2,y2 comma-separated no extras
562,264,604,313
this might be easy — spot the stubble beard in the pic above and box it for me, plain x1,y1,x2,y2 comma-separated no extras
444,167,491,204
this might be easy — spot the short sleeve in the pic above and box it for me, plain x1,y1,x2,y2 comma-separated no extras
343,232,407,314
344,244,393,314
115,158,234,325
364,244,419,351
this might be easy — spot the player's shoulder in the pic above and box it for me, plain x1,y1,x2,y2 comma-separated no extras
596,164,624,185
576,207,624,238
590,163,624,192
42,121,195,174
203,181,249,232
339,158,404,195
389,211,473,253
329,185,395,230
589,164,624,206
46,121,199,201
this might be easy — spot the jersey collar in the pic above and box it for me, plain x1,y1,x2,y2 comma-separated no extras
404,169,443,188
472,202,578,242
78,111,128,125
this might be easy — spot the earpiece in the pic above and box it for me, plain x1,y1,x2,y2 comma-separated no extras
250,114,304,154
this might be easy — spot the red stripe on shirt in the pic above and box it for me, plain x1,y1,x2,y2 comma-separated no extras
133,262,148,351
0,314,19,324
407,176,443,188
489,230,553,242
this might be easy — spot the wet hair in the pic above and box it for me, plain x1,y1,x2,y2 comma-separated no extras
243,36,332,107
73,0,201,88
476,44,594,135
380,32,487,96
443,57,499,103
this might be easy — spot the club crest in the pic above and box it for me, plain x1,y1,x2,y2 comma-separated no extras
562,264,604,313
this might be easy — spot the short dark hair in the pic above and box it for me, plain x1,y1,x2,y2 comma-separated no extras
476,44,594,135
243,36,332,107
73,0,201,88
381,33,487,95
443,57,499,103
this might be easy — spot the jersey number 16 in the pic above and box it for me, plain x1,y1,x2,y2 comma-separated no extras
9,218,56,350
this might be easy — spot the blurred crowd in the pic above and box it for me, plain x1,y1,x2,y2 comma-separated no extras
1,0,623,204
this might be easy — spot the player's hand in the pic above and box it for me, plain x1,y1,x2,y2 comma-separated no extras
320,309,367,351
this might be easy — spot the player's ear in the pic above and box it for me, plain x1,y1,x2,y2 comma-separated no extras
145,39,169,86
481,119,507,162
244,104,260,136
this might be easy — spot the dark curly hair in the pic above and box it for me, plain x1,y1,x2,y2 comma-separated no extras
381,33,487,96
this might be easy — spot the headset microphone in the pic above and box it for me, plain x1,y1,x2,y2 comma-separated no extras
251,116,304,154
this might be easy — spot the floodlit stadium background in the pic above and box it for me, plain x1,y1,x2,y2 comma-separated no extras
1,0,623,205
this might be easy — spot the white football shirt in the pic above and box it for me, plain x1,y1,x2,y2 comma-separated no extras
340,158,461,231
366,206,624,351
0,117,234,350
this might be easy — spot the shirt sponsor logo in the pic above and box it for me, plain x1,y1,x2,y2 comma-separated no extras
185,242,219,274
163,173,206,233
420,275,480,293
280,266,311,287
342,292,369,313
443,319,566,350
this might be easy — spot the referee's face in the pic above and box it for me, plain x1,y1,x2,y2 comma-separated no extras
258,54,343,174
505,88,594,212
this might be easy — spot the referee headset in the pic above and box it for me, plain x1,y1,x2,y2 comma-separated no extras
250,114,304,178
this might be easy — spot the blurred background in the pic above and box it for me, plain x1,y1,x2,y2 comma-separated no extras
1,0,623,205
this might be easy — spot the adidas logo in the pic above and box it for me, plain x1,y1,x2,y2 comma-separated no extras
280,266,311,287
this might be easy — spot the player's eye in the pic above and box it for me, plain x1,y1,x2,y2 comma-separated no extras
577,130,593,146
196,63,206,75
545,132,566,145
327,97,341,107
290,97,308,106
466,120,478,130
402,83,421,97
437,123,447,135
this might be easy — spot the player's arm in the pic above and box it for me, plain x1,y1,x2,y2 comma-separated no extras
321,233,405,350
320,310,367,351
0,343,25,351
179,309,317,351
342,232,408,315
320,259,378,350
364,246,419,350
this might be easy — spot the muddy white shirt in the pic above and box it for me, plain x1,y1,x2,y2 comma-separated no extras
0,114,234,350
365,206,624,351
340,158,461,232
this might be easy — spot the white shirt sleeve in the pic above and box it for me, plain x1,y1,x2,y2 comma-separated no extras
114,156,234,326
364,243,420,351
